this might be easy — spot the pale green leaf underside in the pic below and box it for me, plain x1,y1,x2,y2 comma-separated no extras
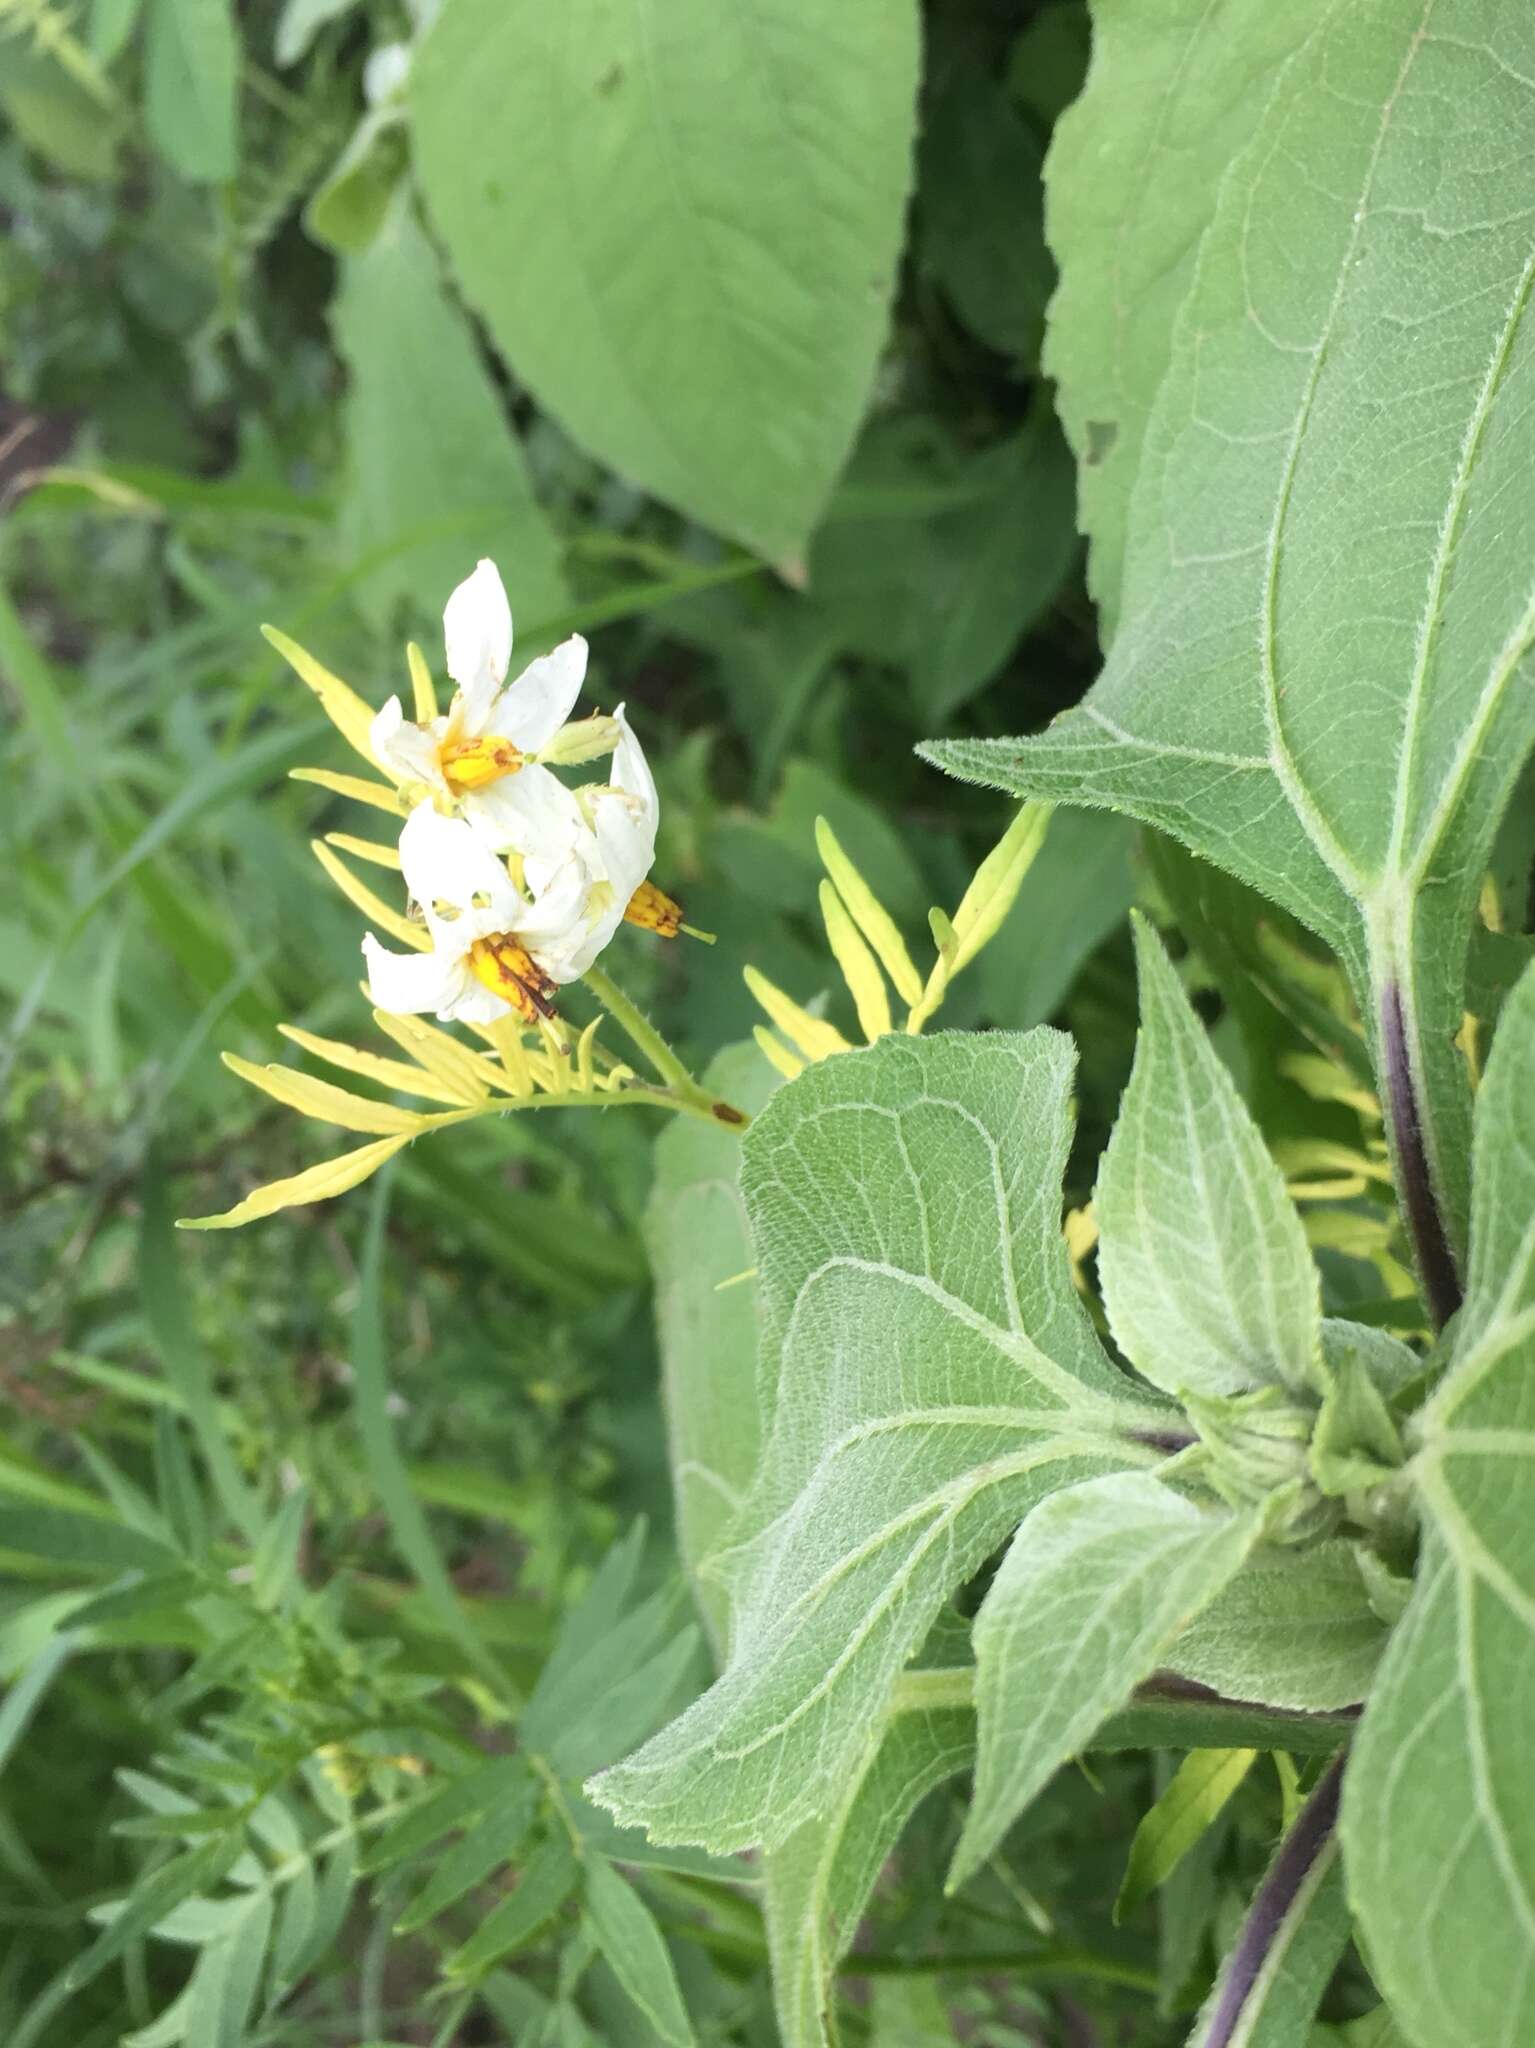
648,1044,778,1653
929,1,1535,1250
411,0,919,566
1346,960,1535,2048
952,1471,1257,1884
1097,919,1319,1398
332,198,568,637
591,1033,1166,1853
764,1705,972,2048
1166,1537,1388,1713
1043,0,1326,640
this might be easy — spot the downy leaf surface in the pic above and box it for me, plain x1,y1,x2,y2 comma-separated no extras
930,3,1535,1258
591,1032,1168,1852
1345,957,1535,2048
1097,919,1320,1399
951,1470,1258,1884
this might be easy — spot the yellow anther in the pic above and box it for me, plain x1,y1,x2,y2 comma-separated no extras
439,735,524,793
468,933,558,1025
624,879,685,937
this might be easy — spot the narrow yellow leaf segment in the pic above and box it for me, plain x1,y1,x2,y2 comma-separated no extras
743,967,851,1063
370,1009,497,1102
277,1024,470,1106
179,1134,414,1231
818,880,891,1041
311,840,427,951
262,624,382,769
814,817,923,1006
754,1025,805,1081
291,768,409,818
324,831,402,872
749,803,1052,1066
406,640,438,724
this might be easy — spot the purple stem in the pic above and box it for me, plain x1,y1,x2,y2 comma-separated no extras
1379,982,1461,1329
1200,1751,1346,2047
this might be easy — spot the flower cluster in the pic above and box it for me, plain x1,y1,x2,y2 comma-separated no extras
179,562,733,1231
354,558,682,1030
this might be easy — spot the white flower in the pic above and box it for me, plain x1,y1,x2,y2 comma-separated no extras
362,803,587,1027
528,707,661,979
369,558,610,856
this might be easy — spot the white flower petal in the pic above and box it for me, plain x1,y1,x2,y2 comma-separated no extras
397,801,521,947
517,855,591,952
439,975,512,1026
442,559,512,730
371,696,446,791
609,703,658,823
362,933,454,1016
461,764,585,862
485,635,588,752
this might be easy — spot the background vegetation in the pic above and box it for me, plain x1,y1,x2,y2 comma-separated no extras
1,1,1512,2043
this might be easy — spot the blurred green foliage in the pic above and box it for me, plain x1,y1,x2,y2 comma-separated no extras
0,0,1439,2042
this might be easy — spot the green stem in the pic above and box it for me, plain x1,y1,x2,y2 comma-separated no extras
583,964,750,1129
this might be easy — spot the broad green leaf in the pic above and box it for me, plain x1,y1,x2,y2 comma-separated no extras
1117,1747,1258,1924
809,415,1078,722
411,0,919,568
1188,1763,1349,2048
331,195,567,636
144,0,239,182
1345,957,1535,2048
592,1032,1165,1853
931,6,1535,1263
583,1859,695,2048
764,1705,973,2048
917,56,1050,363
951,1471,1257,1884
1043,0,1323,638
1166,1539,1388,1713
1097,919,1319,1398
648,1045,777,1651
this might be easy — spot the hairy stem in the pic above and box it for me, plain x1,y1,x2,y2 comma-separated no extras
1379,981,1461,1327
1199,1750,1345,2048
582,964,749,1128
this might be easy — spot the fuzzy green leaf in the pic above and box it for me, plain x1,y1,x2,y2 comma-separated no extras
1166,1538,1388,1713
1097,919,1319,1398
592,1033,1164,1854
930,5,1535,1257
951,1471,1257,1884
1042,0,1325,638
648,1045,777,1651
1346,958,1535,2048
764,1705,973,2048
